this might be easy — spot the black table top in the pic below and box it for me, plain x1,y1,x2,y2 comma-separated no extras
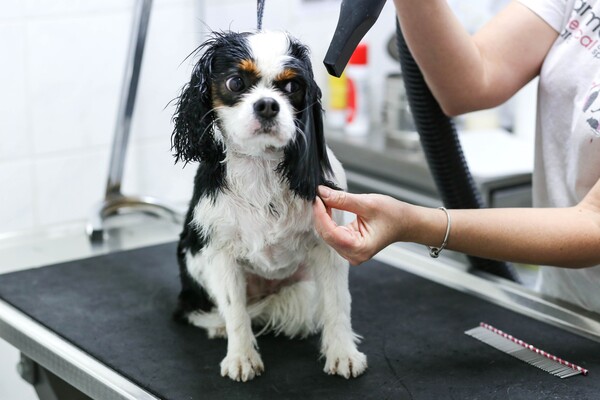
0,242,598,400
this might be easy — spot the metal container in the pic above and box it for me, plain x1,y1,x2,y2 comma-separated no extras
382,73,420,151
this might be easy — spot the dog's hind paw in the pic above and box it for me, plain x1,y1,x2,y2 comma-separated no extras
324,349,367,379
220,349,264,382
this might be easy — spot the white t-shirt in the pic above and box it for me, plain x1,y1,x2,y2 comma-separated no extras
518,0,600,312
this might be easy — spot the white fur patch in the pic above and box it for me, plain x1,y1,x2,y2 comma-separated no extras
247,31,292,82
192,155,317,279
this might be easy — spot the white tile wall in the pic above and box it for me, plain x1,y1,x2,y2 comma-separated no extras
1,0,30,20
124,139,196,204
22,0,131,17
0,23,29,162
27,14,129,155
0,160,36,232
0,0,203,236
34,150,109,226
131,2,203,142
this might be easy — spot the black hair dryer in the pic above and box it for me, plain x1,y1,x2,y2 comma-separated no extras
323,0,387,77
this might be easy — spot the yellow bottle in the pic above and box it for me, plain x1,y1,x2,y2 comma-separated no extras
327,73,348,130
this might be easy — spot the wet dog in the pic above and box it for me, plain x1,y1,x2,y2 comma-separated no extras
171,30,366,382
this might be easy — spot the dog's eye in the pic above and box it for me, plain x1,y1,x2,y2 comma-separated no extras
226,76,245,93
281,80,300,94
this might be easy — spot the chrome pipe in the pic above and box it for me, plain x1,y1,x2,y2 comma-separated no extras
106,0,152,196
88,0,183,242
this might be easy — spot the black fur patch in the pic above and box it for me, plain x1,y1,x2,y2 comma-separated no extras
173,210,214,323
276,36,333,200
171,31,252,165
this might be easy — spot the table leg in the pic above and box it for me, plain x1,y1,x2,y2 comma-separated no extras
18,353,92,400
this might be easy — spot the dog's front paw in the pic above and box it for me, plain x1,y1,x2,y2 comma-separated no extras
220,349,264,382
324,349,367,379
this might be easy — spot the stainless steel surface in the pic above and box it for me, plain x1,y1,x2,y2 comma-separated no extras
1,214,181,274
375,244,600,343
87,194,184,242
87,0,181,242
346,170,441,208
382,73,418,150
326,128,533,208
327,129,437,199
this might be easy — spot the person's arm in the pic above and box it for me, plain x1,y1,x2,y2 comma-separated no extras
393,0,558,115
313,179,600,268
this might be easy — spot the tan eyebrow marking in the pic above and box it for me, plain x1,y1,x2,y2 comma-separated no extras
238,59,259,75
276,68,297,81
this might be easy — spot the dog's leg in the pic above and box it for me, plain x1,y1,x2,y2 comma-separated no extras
311,247,367,378
203,252,264,382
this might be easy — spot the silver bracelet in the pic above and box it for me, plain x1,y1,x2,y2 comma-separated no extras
428,207,451,258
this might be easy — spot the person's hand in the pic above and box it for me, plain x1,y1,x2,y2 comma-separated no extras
313,186,407,265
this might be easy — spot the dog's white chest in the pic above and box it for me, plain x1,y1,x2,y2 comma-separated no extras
193,162,318,279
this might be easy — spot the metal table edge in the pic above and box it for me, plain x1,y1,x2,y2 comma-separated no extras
0,299,160,400
375,244,600,343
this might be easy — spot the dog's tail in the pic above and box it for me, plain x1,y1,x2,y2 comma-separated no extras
185,298,272,329
185,281,318,338
253,281,317,338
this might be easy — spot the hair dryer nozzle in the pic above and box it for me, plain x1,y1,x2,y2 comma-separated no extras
323,0,387,77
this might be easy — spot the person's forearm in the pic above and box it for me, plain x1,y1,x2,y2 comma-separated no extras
405,205,600,268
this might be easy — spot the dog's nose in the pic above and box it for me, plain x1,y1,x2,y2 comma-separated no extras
254,97,280,119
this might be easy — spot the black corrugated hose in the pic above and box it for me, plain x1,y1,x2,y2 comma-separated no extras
395,20,520,282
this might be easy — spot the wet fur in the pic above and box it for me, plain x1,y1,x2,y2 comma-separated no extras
171,30,367,382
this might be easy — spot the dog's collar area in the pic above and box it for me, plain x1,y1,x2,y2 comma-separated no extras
225,144,285,161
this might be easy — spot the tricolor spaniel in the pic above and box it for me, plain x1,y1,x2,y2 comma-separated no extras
171,30,366,382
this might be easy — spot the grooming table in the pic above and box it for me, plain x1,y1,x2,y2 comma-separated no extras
1,241,599,400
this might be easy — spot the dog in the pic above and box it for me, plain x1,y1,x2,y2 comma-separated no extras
171,30,367,382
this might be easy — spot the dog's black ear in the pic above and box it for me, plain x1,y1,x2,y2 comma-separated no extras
171,39,222,164
278,38,334,200
279,79,333,201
